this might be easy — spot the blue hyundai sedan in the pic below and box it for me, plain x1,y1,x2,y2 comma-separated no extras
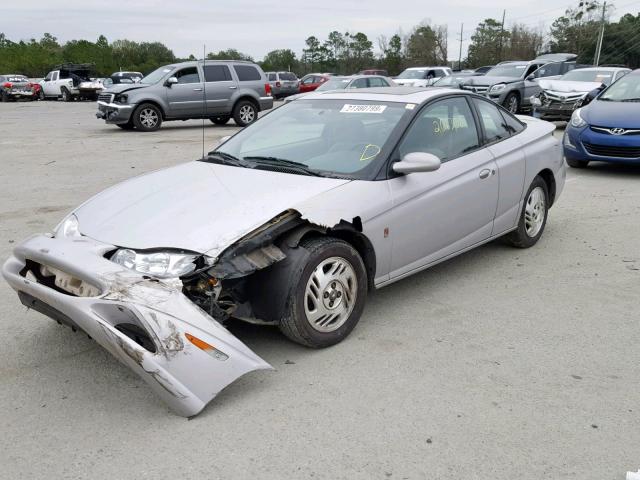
564,69,640,168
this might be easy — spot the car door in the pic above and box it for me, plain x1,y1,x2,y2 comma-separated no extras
165,66,204,117
522,62,546,105
299,75,316,92
203,64,235,115
42,71,57,96
386,96,499,279
471,98,526,234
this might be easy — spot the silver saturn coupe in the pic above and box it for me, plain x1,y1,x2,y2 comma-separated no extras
3,87,565,416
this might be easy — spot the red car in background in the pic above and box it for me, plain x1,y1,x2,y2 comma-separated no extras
0,74,42,101
298,73,330,93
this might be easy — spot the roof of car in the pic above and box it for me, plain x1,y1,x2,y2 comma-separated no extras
570,66,631,72
405,66,449,70
301,86,466,103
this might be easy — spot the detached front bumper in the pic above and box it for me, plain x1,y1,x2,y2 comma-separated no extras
2,235,271,417
96,101,134,124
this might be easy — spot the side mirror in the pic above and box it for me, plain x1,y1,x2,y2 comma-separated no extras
582,85,605,106
526,75,535,81
165,76,178,87
392,152,441,174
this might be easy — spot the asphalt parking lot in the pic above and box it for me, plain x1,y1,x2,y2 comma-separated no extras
1,100,640,480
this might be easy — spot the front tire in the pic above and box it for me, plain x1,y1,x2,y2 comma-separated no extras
566,157,589,168
232,100,258,127
132,103,162,132
61,87,72,102
504,176,549,248
279,237,368,348
503,92,520,114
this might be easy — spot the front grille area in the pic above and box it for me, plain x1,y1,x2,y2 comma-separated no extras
590,126,640,136
462,85,489,94
98,93,114,103
583,142,640,158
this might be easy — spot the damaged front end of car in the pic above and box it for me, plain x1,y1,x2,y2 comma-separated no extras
2,208,371,417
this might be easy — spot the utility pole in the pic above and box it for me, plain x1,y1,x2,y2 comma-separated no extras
458,23,464,70
594,1,606,66
498,10,506,63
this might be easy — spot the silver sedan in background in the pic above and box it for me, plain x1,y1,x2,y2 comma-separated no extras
284,74,396,102
3,88,565,416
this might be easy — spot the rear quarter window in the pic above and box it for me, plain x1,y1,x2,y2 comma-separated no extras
234,65,261,81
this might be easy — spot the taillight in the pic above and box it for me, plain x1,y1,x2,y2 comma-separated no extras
275,81,281,88
3,82,12,88
265,83,272,96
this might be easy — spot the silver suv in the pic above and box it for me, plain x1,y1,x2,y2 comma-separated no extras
96,60,274,131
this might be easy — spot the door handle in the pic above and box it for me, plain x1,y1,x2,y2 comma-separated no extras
228,86,237,89
479,169,491,179
193,88,203,91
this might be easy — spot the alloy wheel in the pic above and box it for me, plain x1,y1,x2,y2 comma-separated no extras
304,256,358,333
239,105,255,124
140,108,158,129
524,186,546,237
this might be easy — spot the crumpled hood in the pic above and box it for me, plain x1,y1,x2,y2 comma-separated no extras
538,79,602,95
102,83,149,94
582,99,640,128
463,75,517,87
74,161,350,256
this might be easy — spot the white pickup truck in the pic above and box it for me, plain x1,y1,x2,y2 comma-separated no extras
40,64,104,101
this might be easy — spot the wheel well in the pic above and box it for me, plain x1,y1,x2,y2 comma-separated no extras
537,168,556,206
298,228,377,291
234,96,260,112
135,100,166,119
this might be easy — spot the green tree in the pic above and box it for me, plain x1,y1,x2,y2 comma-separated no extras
207,48,253,61
466,18,510,67
261,49,298,72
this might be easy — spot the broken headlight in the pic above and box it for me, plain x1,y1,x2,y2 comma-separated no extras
115,94,128,104
55,214,82,238
111,249,198,278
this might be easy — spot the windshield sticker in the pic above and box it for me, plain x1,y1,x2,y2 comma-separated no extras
405,103,417,110
340,104,387,114
359,144,382,162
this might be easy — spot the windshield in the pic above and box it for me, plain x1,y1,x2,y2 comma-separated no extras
599,74,640,101
560,69,615,85
317,78,351,91
140,66,174,84
397,69,427,79
213,99,410,179
485,64,527,78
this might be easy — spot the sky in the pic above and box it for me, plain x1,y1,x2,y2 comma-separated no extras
3,0,640,60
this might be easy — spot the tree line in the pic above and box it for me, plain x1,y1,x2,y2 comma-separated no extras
0,2,638,79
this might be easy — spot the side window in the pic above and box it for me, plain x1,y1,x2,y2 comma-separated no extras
500,111,525,135
368,77,387,87
473,99,511,143
434,70,445,78
538,62,562,77
203,65,231,82
349,78,368,89
399,97,480,162
175,67,200,84
44,72,52,82
52,72,59,81
302,76,314,85
525,64,540,77
234,65,261,81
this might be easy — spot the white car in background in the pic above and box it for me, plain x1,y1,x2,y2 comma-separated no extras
394,67,452,87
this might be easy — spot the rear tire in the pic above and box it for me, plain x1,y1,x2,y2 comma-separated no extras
278,237,368,348
504,176,549,248
132,103,162,132
566,157,589,168
232,100,258,127
210,116,230,125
